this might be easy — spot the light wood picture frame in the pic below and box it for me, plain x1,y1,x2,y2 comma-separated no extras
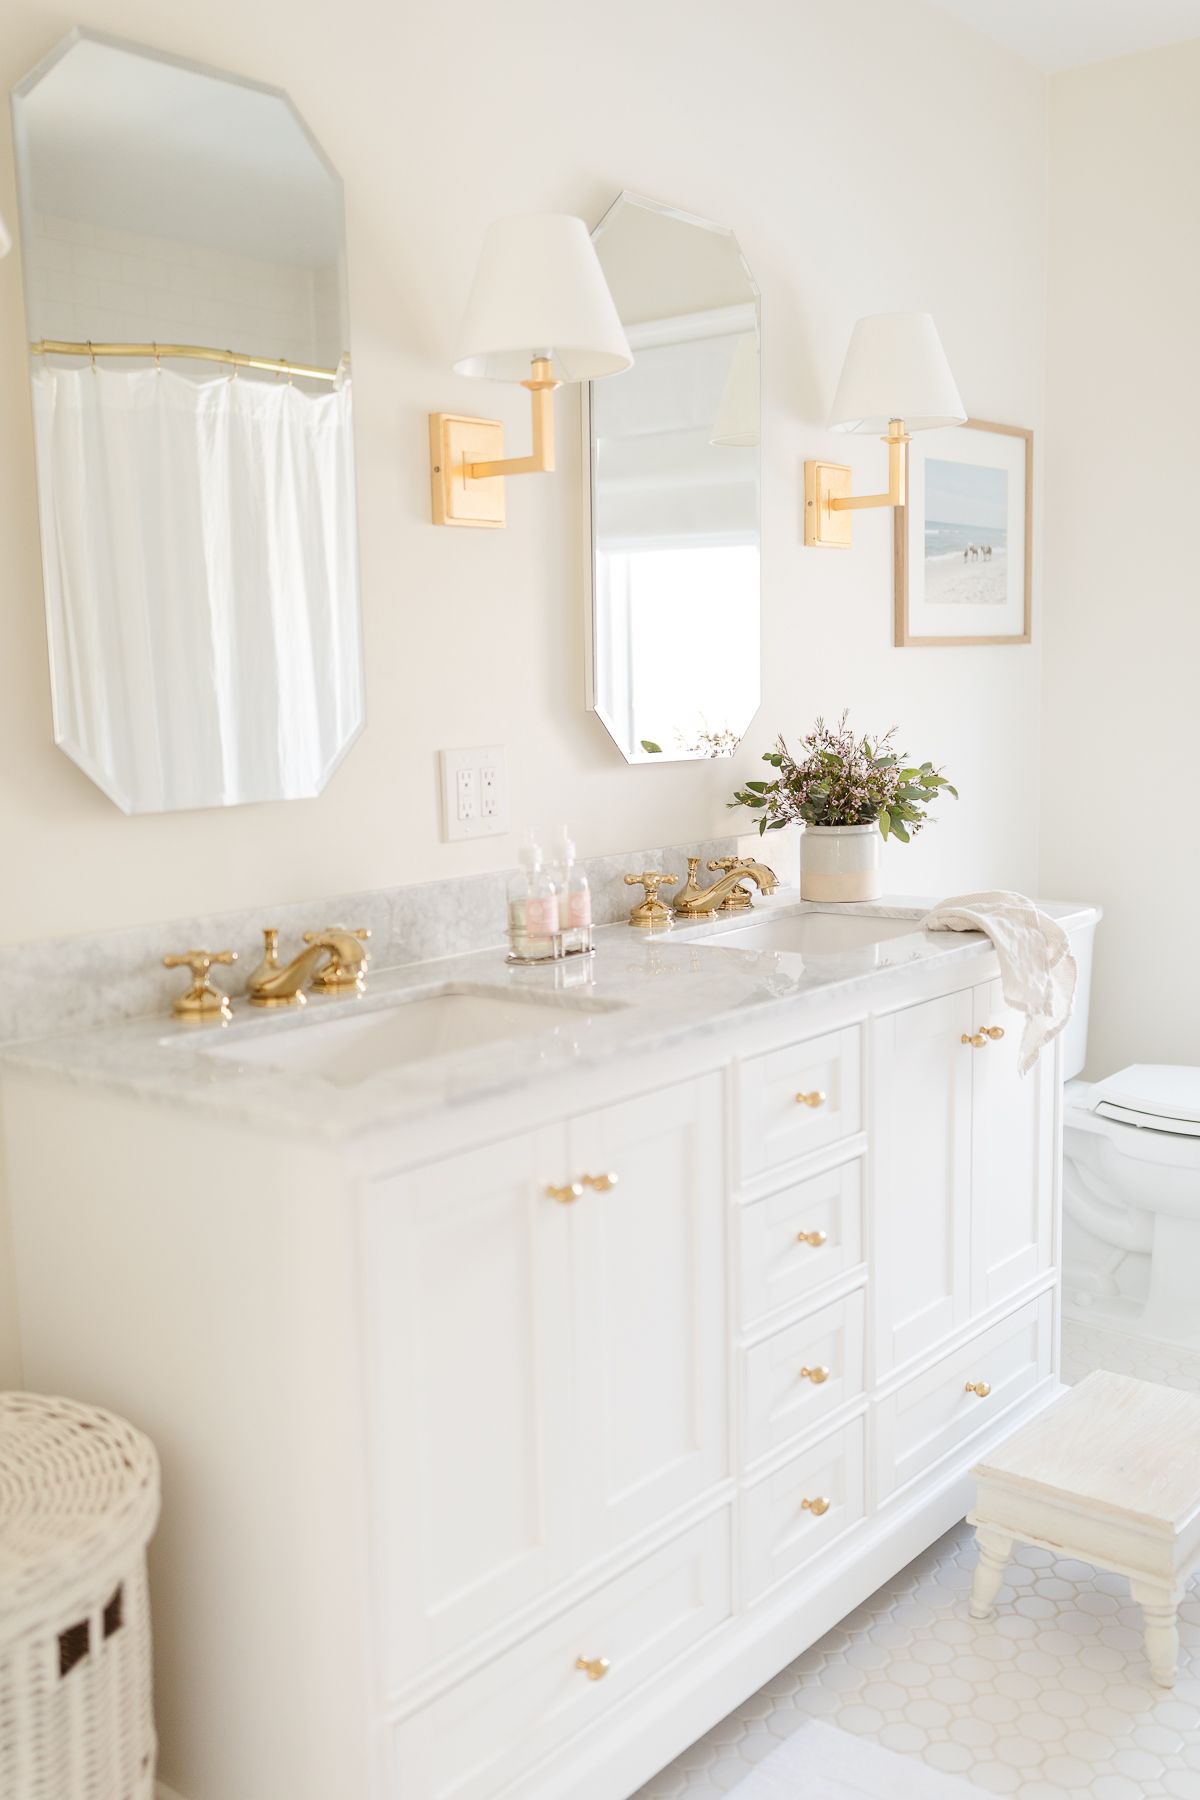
894,418,1032,647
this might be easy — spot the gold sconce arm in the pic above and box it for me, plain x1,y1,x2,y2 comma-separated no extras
804,419,910,548
430,358,562,528
466,359,560,479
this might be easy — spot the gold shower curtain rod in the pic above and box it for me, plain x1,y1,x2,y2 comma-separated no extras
30,339,346,383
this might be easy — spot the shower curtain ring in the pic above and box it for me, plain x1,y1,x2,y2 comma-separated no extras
153,342,161,370
87,341,96,370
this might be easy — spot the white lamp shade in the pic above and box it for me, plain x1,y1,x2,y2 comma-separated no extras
452,214,632,384
828,312,965,434
0,213,11,259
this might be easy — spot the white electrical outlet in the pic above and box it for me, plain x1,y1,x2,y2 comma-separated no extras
456,767,479,822
440,746,509,841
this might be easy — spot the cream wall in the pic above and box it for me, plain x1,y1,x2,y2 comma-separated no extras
1042,42,1200,1077
0,0,1049,950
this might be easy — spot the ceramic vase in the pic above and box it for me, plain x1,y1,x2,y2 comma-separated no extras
800,823,882,903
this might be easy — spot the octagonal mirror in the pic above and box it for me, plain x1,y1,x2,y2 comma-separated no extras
12,30,364,812
584,192,760,764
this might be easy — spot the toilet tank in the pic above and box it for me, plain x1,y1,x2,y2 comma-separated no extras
1061,916,1096,1081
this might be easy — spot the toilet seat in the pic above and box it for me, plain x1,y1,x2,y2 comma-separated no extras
1088,1064,1200,1139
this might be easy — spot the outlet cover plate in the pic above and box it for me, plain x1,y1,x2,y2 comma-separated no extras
440,746,509,841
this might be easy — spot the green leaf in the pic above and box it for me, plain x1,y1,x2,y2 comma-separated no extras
758,817,767,836
891,816,911,843
640,739,662,755
879,810,891,840
945,784,959,799
744,780,770,793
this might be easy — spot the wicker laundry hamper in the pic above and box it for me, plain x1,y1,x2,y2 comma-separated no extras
0,1392,160,1800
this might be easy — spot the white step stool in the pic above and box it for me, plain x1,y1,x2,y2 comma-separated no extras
968,1369,1200,1687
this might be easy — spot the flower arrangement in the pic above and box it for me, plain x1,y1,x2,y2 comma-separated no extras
729,711,957,841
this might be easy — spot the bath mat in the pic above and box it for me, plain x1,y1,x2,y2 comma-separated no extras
728,1717,992,1798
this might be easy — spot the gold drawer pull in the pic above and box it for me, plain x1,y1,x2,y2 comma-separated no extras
797,1229,827,1247
581,1172,619,1192
802,1496,831,1516
965,1380,992,1398
546,1182,584,1205
800,1365,830,1385
982,1026,1005,1040
795,1090,826,1108
575,1655,610,1681
961,1032,988,1049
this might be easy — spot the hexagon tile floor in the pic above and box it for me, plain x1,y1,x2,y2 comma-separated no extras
632,1323,1200,1800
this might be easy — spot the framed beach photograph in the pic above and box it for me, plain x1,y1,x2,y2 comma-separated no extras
894,418,1032,646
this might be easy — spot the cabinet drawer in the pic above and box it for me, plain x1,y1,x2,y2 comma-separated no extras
743,1416,866,1604
389,1509,731,1800
743,1288,865,1465
737,1025,862,1181
875,1293,1054,1504
739,1156,863,1326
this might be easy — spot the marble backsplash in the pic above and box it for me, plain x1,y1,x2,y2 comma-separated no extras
0,836,745,1046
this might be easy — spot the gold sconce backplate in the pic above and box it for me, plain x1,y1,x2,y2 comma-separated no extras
429,413,506,528
804,459,854,549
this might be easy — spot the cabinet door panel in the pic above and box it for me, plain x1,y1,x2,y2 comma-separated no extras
874,1292,1053,1503
742,1287,866,1466
742,1415,867,1604
739,1155,864,1328
873,991,974,1378
971,977,1054,1314
737,1025,862,1181
365,1128,573,1688
572,1075,727,1553
389,1510,732,1800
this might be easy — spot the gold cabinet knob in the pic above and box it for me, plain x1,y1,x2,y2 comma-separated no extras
982,1026,1005,1040
624,870,678,929
581,1172,619,1192
546,1181,584,1205
961,1033,988,1049
163,948,237,1022
795,1090,827,1108
575,1655,610,1681
965,1380,992,1398
797,1229,827,1247
800,1365,830,1385
802,1496,831,1516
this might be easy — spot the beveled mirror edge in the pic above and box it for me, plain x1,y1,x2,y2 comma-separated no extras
582,190,763,767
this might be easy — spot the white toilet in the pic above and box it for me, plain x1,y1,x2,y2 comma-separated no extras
1063,1026,1200,1347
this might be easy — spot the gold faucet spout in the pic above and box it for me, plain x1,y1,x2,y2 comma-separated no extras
673,856,779,917
247,926,370,1007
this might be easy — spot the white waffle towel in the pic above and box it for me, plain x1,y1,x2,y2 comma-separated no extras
924,890,1077,1074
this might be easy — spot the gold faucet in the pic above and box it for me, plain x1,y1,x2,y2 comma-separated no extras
673,855,779,917
247,925,371,1007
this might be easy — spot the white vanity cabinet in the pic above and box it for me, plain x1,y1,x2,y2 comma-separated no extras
1,937,1070,1800
366,1076,727,1693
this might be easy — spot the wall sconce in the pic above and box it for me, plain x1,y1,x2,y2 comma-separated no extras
430,214,632,528
804,312,965,548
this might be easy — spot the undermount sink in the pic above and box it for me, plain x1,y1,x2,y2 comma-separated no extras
197,985,623,1087
693,910,927,956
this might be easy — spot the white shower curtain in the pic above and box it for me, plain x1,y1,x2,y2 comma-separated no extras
31,362,363,813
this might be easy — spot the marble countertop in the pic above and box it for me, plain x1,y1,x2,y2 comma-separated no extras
0,894,1099,1142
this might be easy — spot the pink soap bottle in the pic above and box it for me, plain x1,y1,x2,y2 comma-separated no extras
551,826,592,956
507,833,560,962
